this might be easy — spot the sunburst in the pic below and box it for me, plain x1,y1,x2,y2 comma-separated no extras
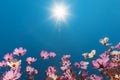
50,2,70,24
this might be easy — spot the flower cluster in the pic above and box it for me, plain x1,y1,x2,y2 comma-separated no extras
0,37,120,80
40,51,56,60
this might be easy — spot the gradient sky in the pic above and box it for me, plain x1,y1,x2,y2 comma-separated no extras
0,0,120,79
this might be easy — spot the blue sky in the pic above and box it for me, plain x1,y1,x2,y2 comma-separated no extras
0,0,120,60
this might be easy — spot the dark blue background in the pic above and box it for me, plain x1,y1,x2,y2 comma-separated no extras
0,0,120,79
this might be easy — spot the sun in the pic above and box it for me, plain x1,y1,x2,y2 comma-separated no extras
52,4,67,21
50,2,70,24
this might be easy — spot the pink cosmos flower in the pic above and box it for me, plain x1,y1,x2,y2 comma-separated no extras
46,66,56,77
13,47,27,56
26,57,37,65
60,59,70,72
90,74,103,80
3,67,21,80
62,55,71,61
49,52,56,58
74,62,80,68
40,51,49,59
61,55,71,66
80,61,89,69
26,66,38,75
0,61,7,67
61,55,71,71
26,66,34,74
62,60,71,67
92,58,109,69
4,53,14,61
